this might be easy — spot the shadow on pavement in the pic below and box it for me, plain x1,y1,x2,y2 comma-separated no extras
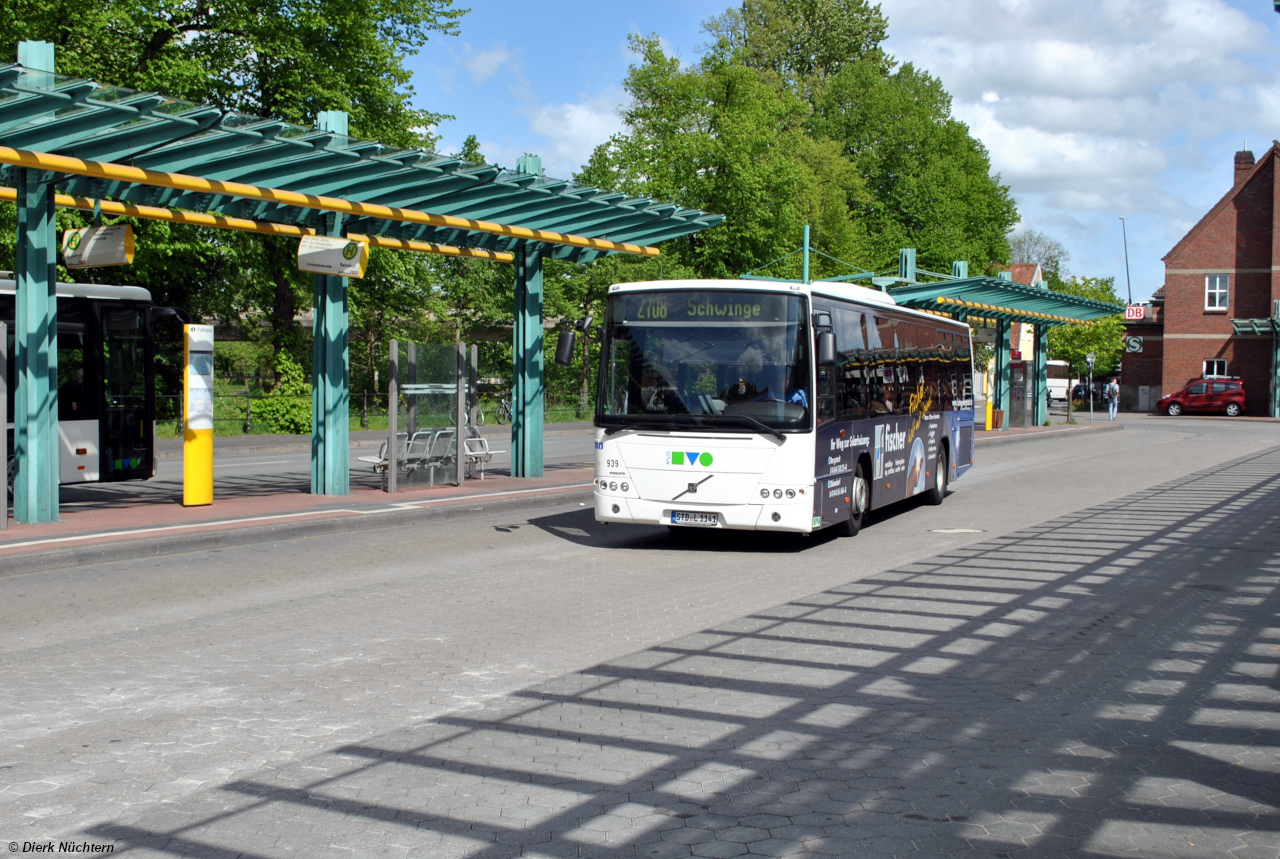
88,447,1280,857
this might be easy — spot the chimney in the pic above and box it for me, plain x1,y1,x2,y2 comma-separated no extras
1235,149,1255,185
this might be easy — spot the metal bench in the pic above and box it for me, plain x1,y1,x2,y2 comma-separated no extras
463,435,506,479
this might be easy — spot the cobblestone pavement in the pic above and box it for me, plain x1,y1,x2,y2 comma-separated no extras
3,427,1279,857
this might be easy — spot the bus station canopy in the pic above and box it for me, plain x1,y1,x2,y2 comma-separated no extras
889,277,1123,328
1,42,723,525
0,62,721,259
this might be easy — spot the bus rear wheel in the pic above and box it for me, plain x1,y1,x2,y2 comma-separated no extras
835,462,869,538
924,448,948,506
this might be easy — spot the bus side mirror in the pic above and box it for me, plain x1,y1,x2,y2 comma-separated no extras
817,331,836,366
554,328,576,366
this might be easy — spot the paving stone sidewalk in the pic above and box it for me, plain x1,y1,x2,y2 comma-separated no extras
11,447,1280,858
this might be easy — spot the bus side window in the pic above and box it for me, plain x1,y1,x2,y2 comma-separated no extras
833,307,865,421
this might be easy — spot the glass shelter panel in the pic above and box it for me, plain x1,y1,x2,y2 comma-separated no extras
394,342,461,486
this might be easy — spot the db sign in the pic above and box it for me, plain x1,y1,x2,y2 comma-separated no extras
1124,305,1146,321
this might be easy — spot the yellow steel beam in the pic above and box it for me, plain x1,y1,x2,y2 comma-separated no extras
935,295,1088,325
0,146,659,257
0,186,514,262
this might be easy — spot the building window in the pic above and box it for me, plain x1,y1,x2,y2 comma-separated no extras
1204,359,1227,378
1205,274,1229,310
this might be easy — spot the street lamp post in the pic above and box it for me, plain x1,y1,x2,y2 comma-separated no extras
1119,216,1133,305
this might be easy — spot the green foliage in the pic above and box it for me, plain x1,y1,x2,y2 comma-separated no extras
0,0,467,367
251,351,313,434
1047,276,1125,378
0,0,464,148
580,4,1017,280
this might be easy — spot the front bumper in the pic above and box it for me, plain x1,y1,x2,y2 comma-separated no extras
594,492,814,533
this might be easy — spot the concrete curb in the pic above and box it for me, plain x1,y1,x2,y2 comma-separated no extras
975,422,1124,447
0,487,595,578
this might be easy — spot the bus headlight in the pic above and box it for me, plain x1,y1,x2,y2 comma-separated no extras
620,482,629,492
773,489,783,499
786,489,795,499
760,488,770,498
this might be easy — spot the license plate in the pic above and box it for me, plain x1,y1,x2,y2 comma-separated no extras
671,511,718,527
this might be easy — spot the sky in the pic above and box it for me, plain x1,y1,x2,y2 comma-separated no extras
405,0,1280,303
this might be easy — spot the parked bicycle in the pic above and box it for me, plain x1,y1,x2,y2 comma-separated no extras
495,393,513,425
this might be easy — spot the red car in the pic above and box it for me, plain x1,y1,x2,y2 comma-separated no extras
1158,378,1246,416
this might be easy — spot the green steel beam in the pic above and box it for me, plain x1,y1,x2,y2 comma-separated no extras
310,113,350,496
1034,324,1048,426
12,171,58,524
511,241,545,478
993,320,1011,428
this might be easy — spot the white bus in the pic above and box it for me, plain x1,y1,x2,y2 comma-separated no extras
1047,359,1070,402
580,279,975,537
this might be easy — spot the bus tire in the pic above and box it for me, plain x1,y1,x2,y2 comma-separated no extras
925,448,948,506
835,462,869,538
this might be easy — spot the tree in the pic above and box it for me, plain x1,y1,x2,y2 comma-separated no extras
701,0,889,85
579,35,872,279
1047,276,1124,378
581,2,1017,282
1010,229,1069,277
0,0,467,362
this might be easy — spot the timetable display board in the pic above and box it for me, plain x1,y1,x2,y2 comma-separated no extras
183,324,215,506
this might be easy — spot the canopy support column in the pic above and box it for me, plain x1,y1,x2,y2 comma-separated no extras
1272,302,1279,419
993,320,1011,428
13,167,59,523
1034,324,1049,426
512,241,544,477
310,209,350,496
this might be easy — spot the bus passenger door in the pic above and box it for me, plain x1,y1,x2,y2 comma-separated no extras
96,303,155,482
58,301,100,483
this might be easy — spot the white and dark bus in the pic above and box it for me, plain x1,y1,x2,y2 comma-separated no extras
584,279,975,536
3,280,171,486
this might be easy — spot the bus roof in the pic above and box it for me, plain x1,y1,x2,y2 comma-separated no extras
608,278,967,329
0,279,151,302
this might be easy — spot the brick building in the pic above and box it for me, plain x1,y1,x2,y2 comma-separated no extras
1122,146,1280,415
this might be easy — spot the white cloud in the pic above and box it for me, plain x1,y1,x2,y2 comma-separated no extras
527,91,627,178
463,43,517,85
878,0,1280,297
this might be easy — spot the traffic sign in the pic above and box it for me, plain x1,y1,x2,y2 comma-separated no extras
1086,352,1097,369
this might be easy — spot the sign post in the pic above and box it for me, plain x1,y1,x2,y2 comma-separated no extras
0,321,6,531
183,324,215,506
1086,352,1096,425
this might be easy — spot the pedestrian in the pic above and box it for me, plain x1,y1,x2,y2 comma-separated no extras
1106,377,1120,421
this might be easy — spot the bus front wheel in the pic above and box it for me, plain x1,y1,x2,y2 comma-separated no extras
835,462,869,538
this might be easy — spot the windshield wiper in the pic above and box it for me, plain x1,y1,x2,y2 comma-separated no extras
714,414,786,441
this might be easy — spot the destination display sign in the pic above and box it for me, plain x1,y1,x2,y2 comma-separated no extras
617,291,796,323
62,225,134,268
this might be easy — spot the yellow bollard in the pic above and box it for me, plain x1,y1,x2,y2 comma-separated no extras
183,324,215,506
985,398,994,432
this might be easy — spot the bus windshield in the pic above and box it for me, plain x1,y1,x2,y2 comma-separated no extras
598,289,811,432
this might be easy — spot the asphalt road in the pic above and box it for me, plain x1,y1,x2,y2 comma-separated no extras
3,413,1279,857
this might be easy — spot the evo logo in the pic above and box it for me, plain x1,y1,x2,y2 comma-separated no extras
666,451,714,467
